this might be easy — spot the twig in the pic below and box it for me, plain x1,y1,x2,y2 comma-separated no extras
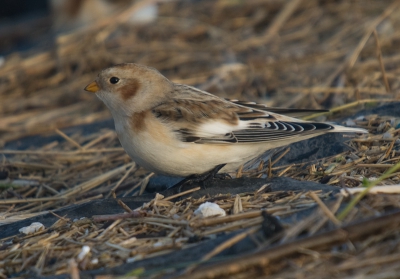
92,211,147,222
190,207,287,228
123,172,154,197
271,147,291,166
107,163,137,198
307,192,341,226
340,185,400,196
356,164,394,168
0,196,69,204
163,187,201,201
372,29,391,93
58,163,134,198
82,130,115,150
0,148,124,155
48,211,70,222
55,129,83,150
277,165,294,177
117,199,134,213
68,259,80,279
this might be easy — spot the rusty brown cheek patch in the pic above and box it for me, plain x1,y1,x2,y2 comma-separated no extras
120,79,141,101
131,111,147,132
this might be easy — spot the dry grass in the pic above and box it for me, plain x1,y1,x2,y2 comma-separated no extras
1,0,400,278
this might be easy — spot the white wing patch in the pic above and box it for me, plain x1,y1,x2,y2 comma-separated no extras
196,120,240,137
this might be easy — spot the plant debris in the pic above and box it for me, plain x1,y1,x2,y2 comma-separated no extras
1,0,400,278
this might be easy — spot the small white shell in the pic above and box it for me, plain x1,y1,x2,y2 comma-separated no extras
194,202,226,217
19,222,45,235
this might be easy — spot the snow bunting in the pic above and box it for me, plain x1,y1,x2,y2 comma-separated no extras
85,63,367,177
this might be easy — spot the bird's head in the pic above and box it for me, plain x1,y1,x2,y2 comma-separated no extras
85,63,173,116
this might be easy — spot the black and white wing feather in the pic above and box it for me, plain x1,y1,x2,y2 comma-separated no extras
152,84,366,144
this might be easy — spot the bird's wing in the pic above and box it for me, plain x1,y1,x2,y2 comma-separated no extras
227,100,329,117
151,84,357,144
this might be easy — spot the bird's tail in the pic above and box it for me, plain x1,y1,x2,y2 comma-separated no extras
331,124,368,134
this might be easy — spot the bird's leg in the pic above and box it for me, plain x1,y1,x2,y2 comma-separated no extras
214,172,232,180
201,164,229,181
173,164,231,191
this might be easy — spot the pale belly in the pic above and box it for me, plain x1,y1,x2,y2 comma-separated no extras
116,124,266,177
113,114,326,177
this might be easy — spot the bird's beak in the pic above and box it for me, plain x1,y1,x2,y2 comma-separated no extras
84,81,100,93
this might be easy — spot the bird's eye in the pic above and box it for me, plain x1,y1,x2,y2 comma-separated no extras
110,77,120,84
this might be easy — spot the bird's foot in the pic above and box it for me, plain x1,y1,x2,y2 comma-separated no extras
214,172,232,180
173,164,231,192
